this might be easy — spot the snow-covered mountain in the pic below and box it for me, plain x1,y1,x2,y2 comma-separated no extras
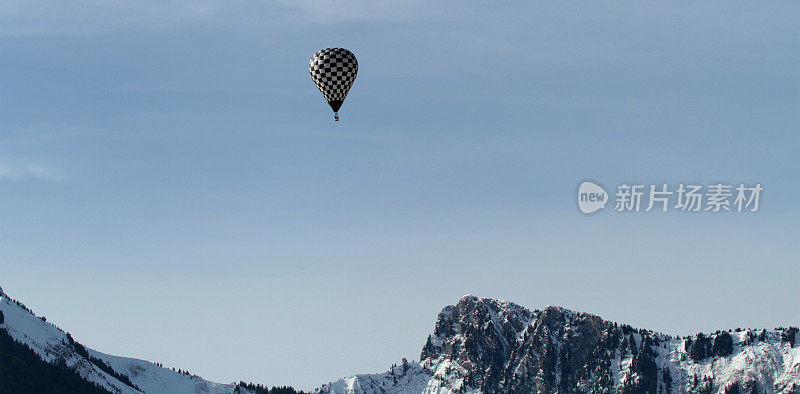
318,295,800,394
0,286,258,394
3,285,799,393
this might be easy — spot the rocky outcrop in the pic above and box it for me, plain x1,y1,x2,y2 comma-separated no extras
321,296,800,393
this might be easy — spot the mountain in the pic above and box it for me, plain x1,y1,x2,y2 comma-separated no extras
318,296,800,394
3,285,799,393
0,286,303,394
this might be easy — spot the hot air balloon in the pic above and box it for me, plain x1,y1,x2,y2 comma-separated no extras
309,48,358,121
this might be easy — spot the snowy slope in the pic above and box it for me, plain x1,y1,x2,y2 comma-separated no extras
319,295,800,394
318,362,454,394
3,284,798,394
0,286,237,394
88,349,235,394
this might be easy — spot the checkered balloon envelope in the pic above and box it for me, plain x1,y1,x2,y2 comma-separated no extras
309,48,358,121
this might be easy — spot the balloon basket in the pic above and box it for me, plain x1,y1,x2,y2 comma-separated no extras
334,113,340,122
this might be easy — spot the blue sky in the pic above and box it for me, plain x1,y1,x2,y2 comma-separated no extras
1,0,799,390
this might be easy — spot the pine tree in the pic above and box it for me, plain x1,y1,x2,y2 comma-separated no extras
713,331,733,357
628,334,638,354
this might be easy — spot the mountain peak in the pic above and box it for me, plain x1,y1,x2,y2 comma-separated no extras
326,296,800,393
0,287,238,394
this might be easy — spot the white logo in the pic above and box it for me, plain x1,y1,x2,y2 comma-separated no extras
578,181,608,214
578,181,762,215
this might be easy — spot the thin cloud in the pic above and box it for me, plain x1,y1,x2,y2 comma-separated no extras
0,162,67,181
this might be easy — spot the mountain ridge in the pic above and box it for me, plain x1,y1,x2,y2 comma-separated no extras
0,285,304,394
319,295,800,393
2,287,798,393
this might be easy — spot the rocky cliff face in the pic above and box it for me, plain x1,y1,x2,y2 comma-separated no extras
319,296,800,393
